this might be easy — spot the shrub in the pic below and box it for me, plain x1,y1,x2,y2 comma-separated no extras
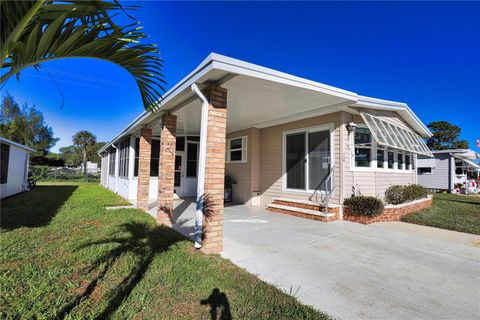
403,184,428,201
384,185,406,205
385,184,428,205
343,196,384,217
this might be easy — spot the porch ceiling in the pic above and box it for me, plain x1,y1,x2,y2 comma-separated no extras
172,74,354,135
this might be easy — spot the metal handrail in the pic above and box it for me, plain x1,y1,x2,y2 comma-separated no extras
309,164,335,210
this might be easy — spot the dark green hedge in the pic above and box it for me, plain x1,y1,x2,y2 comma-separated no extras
343,196,384,216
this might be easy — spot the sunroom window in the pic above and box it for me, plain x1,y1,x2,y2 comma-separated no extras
398,153,404,170
227,136,247,163
354,127,371,167
405,154,411,170
377,148,385,168
387,151,394,169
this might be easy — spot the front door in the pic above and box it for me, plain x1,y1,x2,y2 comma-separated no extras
174,153,184,196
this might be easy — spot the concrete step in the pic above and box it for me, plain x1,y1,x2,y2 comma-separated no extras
267,203,337,222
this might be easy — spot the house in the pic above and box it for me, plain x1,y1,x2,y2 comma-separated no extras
417,149,480,192
98,53,432,253
0,137,35,199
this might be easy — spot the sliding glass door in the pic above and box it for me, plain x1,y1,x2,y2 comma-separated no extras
285,127,331,192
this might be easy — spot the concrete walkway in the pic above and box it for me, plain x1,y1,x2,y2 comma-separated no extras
158,199,480,319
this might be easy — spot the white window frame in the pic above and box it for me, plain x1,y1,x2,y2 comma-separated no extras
350,126,413,173
227,136,247,163
417,167,432,175
282,123,335,194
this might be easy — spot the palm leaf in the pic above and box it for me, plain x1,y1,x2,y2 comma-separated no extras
1,0,164,111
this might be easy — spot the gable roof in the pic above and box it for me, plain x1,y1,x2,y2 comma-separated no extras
99,53,431,153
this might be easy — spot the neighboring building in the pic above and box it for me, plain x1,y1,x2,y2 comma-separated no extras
0,137,35,199
417,149,480,192
98,53,433,253
76,161,100,174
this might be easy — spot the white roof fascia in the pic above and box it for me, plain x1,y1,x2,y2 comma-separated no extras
354,95,432,138
210,53,358,101
0,137,36,152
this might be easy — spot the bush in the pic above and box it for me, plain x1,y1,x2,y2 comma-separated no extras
343,196,384,217
403,184,428,201
385,184,428,205
384,185,406,205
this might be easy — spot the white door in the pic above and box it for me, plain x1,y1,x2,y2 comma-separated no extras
184,142,199,196
174,152,185,196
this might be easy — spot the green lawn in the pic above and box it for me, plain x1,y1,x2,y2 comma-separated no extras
402,193,480,235
0,182,328,319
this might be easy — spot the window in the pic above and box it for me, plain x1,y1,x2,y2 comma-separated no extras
398,153,404,170
387,151,394,169
405,154,411,170
150,139,160,176
377,148,385,168
284,126,331,191
176,136,185,151
186,142,198,177
227,136,247,163
134,138,140,176
118,139,130,178
109,148,116,176
1,143,10,184
354,127,372,167
418,167,432,175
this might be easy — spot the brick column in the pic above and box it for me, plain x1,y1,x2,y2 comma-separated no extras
202,85,228,254
157,114,177,226
137,128,152,211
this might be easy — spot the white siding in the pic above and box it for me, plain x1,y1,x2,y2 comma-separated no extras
0,145,29,199
417,154,451,190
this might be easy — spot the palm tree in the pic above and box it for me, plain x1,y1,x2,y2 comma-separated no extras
1,1,164,111
73,130,96,175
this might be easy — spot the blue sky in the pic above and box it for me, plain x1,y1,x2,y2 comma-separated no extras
2,1,479,153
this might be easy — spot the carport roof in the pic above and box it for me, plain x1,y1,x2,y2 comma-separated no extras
99,53,431,154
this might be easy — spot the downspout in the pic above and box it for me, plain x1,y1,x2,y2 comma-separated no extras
191,83,208,249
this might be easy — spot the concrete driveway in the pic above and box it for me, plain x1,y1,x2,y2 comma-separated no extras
167,199,480,319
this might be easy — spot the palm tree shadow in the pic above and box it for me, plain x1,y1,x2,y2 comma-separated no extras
200,288,232,320
56,222,185,319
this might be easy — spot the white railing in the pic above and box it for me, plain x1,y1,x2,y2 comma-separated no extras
309,165,335,210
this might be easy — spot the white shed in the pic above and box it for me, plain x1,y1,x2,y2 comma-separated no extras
0,137,35,199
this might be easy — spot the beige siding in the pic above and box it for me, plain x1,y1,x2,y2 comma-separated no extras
260,113,342,205
344,109,417,199
225,129,253,204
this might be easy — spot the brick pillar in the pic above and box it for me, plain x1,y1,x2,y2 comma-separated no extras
202,85,227,254
137,127,152,211
157,114,177,226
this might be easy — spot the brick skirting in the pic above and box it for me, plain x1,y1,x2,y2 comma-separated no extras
343,197,432,224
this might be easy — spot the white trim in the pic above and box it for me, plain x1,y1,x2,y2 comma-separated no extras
349,127,414,174
0,137,35,152
281,123,335,194
226,136,248,163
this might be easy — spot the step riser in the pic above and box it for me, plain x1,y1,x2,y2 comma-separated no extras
272,200,323,211
268,206,337,223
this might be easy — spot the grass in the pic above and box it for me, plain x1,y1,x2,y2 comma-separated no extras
402,193,480,235
0,182,329,319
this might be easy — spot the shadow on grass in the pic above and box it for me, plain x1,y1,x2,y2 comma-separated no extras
57,222,185,319
201,288,232,320
0,185,78,230
442,199,480,206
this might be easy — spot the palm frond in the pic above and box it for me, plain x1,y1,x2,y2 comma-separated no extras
1,0,164,111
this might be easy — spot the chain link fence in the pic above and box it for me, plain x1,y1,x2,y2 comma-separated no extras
30,166,100,183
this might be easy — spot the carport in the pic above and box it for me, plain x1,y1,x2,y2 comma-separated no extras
145,199,480,319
